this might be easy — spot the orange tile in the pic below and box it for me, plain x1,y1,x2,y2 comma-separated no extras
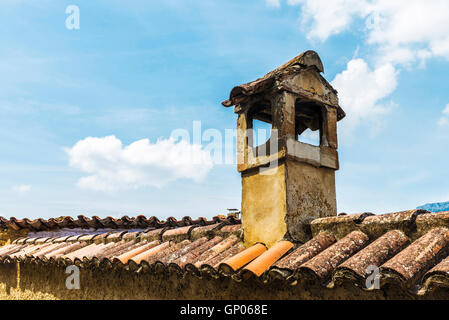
194,235,239,268
221,243,267,271
45,242,86,260
115,240,160,264
130,241,171,264
243,241,293,276
63,243,97,261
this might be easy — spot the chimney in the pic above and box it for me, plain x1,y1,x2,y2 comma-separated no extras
222,51,345,246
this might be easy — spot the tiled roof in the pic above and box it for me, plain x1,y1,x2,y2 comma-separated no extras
0,215,238,232
268,210,449,296
3,210,449,296
0,222,244,275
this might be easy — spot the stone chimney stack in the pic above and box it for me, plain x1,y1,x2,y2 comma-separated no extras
222,51,345,247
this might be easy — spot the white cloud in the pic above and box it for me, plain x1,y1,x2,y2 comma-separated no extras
443,104,449,117
287,1,449,135
12,185,31,193
287,0,371,41
66,136,214,192
331,59,397,134
438,104,449,126
266,0,281,8
366,1,449,65
438,118,449,127
288,0,449,65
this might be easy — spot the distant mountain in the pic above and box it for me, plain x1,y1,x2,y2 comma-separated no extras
417,201,449,213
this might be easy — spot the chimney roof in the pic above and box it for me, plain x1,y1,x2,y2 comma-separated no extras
222,50,346,121
5,210,449,298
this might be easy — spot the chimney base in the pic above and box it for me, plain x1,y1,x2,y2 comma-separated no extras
241,158,336,247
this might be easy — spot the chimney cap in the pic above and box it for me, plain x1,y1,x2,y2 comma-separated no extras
222,50,345,121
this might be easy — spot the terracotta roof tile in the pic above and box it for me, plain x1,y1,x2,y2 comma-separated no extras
179,236,224,270
220,243,267,274
10,243,51,260
104,240,141,259
334,230,409,286
11,237,25,244
122,231,143,241
164,237,209,265
105,231,127,243
62,243,98,261
422,254,449,292
77,234,100,242
114,241,160,264
92,232,111,244
361,210,426,239
416,211,449,234
274,231,335,270
0,244,24,257
33,242,70,259
380,227,449,287
190,223,223,240
85,242,119,260
34,237,52,244
16,238,28,244
0,214,239,232
65,234,86,242
311,209,429,240
43,242,87,261
193,235,240,268
219,224,242,234
298,231,369,283
144,240,192,266
243,241,294,277
73,243,109,262
6,211,449,296
130,241,170,265
208,243,245,270
161,226,197,242
139,228,166,242
53,235,72,243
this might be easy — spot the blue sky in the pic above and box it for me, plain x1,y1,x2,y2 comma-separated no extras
1,0,449,219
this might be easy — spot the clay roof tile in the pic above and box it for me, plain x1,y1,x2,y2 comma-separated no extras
114,241,160,264
219,243,267,274
334,230,409,286
380,227,449,287
243,240,294,277
298,231,369,282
